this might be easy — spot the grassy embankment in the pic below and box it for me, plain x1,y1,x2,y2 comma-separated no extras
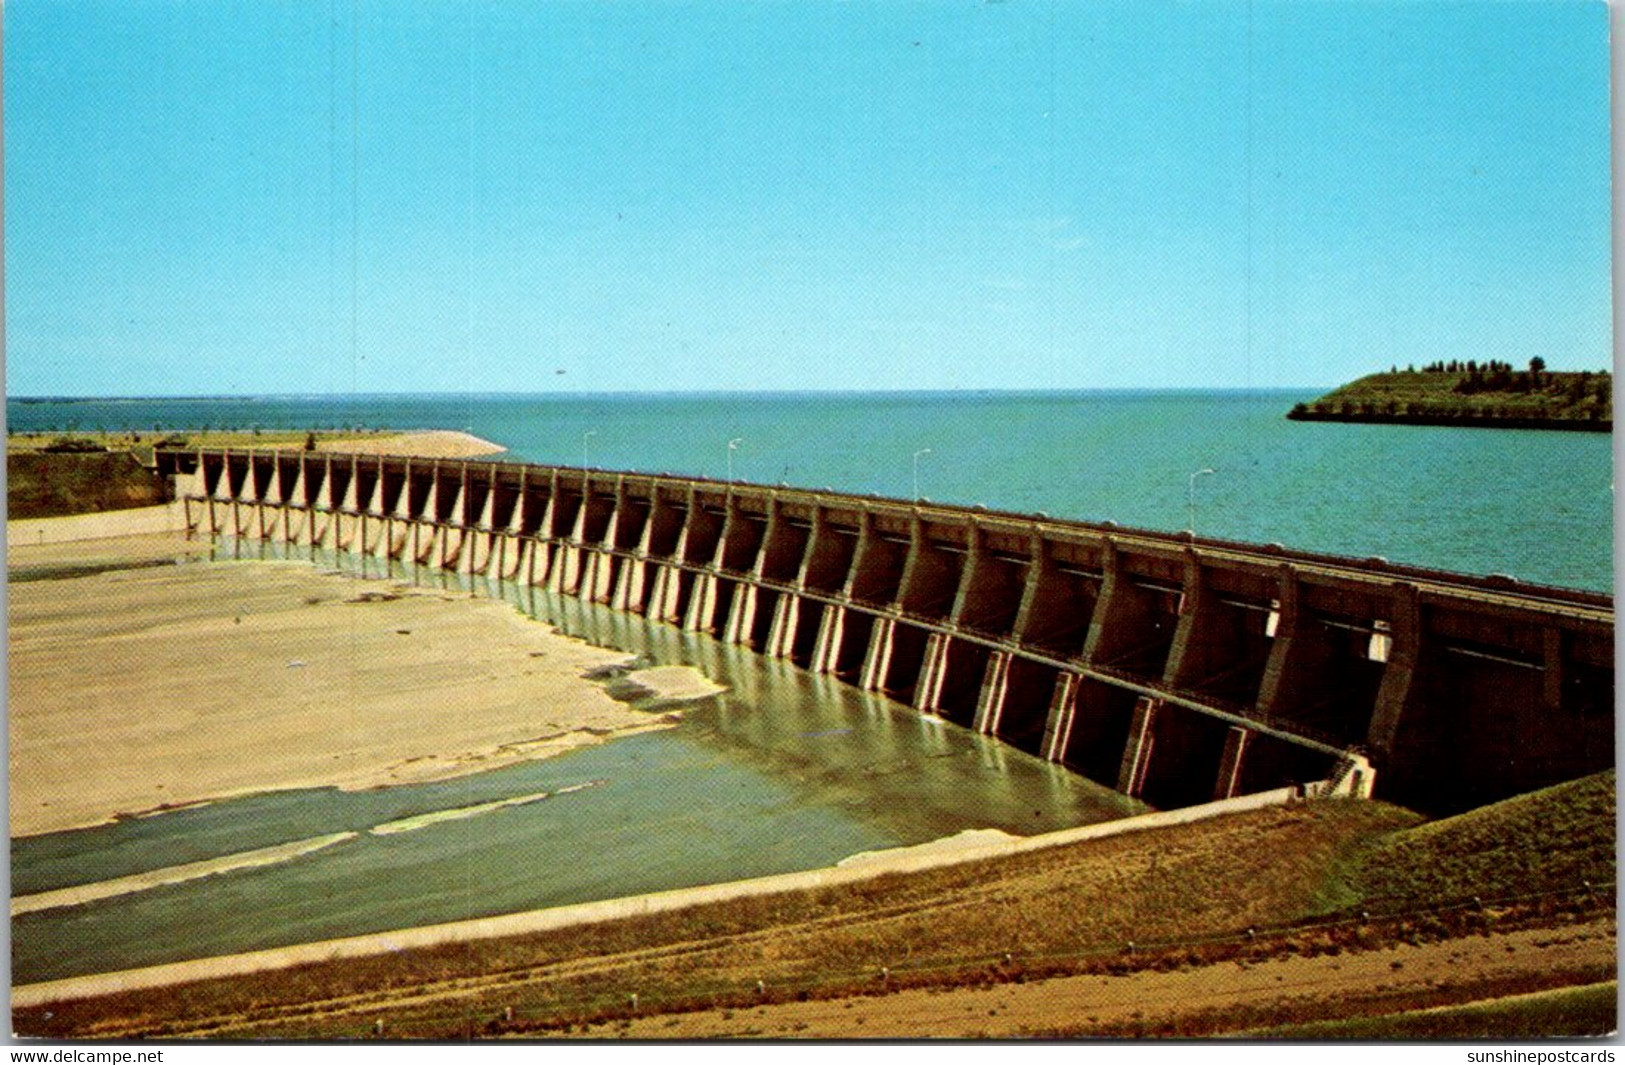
7,451,170,520
1242,982,1617,1040
6,430,387,519
1344,762,1615,910
19,771,1614,1040
1288,368,1612,431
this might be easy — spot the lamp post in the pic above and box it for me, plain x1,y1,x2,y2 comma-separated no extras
581,429,597,469
1187,467,1216,534
912,448,933,500
727,438,743,482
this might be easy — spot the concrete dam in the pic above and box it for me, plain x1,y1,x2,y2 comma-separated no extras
174,449,1614,815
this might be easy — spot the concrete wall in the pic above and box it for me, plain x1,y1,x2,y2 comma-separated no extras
184,451,1615,815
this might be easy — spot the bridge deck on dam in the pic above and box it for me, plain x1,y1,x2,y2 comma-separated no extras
173,448,1615,816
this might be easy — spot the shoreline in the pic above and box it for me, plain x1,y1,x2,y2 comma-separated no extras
6,546,707,838
310,429,507,458
7,427,509,457
13,716,683,841
1286,409,1611,433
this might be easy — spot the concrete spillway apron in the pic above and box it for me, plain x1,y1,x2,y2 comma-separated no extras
14,785,1310,1008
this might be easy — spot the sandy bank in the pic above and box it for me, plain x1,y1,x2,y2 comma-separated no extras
621,665,727,704
314,430,505,459
7,502,191,551
7,530,211,577
837,828,1022,867
12,833,360,917
7,560,665,838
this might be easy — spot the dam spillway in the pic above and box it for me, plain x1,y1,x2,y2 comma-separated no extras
175,449,1615,815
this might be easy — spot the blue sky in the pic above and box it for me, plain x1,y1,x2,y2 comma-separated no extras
4,0,1611,396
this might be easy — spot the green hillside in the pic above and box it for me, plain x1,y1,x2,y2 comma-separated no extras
1290,363,1611,431
1339,769,1615,911
6,451,171,519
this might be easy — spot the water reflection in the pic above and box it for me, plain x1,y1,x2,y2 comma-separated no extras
214,536,1140,841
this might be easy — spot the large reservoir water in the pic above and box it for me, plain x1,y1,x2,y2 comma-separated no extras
9,390,1612,591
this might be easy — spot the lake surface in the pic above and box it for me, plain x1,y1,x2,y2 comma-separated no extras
9,390,1613,590
12,540,1140,985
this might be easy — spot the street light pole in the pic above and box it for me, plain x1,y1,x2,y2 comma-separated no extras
727,438,743,483
912,448,932,500
1187,467,1216,534
581,429,597,469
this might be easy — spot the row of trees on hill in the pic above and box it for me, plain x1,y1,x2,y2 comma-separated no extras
1411,359,1535,375
1376,358,1610,402
1452,366,1610,402
1454,365,1554,397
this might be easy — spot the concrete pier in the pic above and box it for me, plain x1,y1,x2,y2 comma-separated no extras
175,449,1616,814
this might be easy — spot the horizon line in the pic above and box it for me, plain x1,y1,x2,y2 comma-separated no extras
8,385,1328,403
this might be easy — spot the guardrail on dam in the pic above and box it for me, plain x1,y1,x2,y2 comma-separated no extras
175,449,1614,815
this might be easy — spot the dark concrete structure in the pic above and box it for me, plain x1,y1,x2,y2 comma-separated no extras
179,450,1614,814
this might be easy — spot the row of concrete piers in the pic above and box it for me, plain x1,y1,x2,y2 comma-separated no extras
180,450,1614,814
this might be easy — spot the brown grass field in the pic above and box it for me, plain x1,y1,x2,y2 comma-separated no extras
6,428,391,455
15,772,1616,1040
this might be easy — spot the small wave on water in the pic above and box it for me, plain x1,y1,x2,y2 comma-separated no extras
367,779,607,836
12,832,359,917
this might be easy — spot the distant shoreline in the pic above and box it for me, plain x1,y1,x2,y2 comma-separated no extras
1287,409,1611,433
8,386,1318,404
1289,368,1612,434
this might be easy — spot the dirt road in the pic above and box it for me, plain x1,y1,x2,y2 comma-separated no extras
575,920,1615,1039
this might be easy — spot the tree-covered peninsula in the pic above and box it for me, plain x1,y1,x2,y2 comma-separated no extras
1289,361,1612,432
